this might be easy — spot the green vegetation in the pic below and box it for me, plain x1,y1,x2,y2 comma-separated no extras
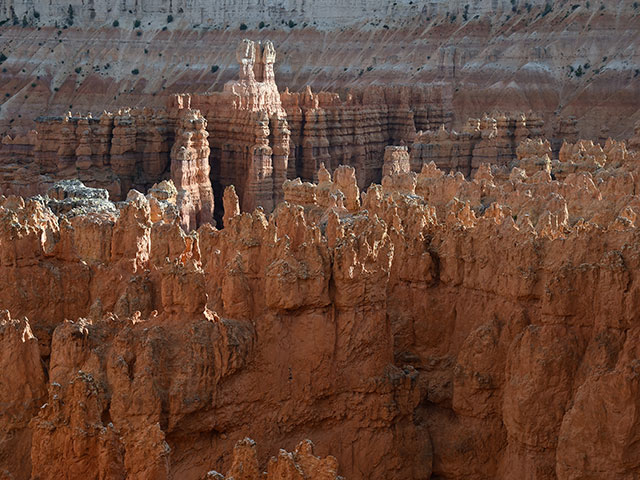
134,19,141,28
239,23,248,30
112,20,119,27
74,67,81,73
211,65,219,73
67,5,74,26
288,19,296,28
131,68,139,75
541,3,553,16
259,21,265,28
167,14,174,23
0,53,7,64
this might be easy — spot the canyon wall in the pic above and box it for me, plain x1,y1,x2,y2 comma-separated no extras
280,85,450,187
0,176,427,480
0,0,555,29
1,131,640,478
0,105,217,228
177,39,291,217
0,38,588,222
411,111,546,176
0,1,638,140
0,2,639,478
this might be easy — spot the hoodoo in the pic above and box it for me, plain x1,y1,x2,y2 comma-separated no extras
0,1,639,479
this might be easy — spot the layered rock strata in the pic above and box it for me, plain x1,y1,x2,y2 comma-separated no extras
1,30,639,230
174,39,291,216
0,38,457,217
0,106,216,230
410,112,544,176
0,1,639,142
3,36,628,223
170,108,215,230
31,109,173,200
280,85,451,188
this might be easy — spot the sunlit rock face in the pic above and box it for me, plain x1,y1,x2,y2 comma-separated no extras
2,132,640,478
0,3,639,478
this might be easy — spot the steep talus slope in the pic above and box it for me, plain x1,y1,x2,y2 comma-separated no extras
0,0,638,137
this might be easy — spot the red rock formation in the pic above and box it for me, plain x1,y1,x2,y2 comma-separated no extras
410,113,545,177
174,39,291,216
411,123,475,176
0,6,638,480
0,105,221,230
29,109,172,200
382,145,410,178
2,127,640,478
2,2,640,144
280,84,449,188
515,138,552,177
204,438,341,480
6,31,635,225
0,175,428,479
170,109,215,230
553,116,580,153
0,311,46,479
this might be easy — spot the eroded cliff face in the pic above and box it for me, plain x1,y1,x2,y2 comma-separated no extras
0,39,587,221
0,1,638,140
0,175,427,480
0,3,639,478
1,131,640,479
0,38,455,219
